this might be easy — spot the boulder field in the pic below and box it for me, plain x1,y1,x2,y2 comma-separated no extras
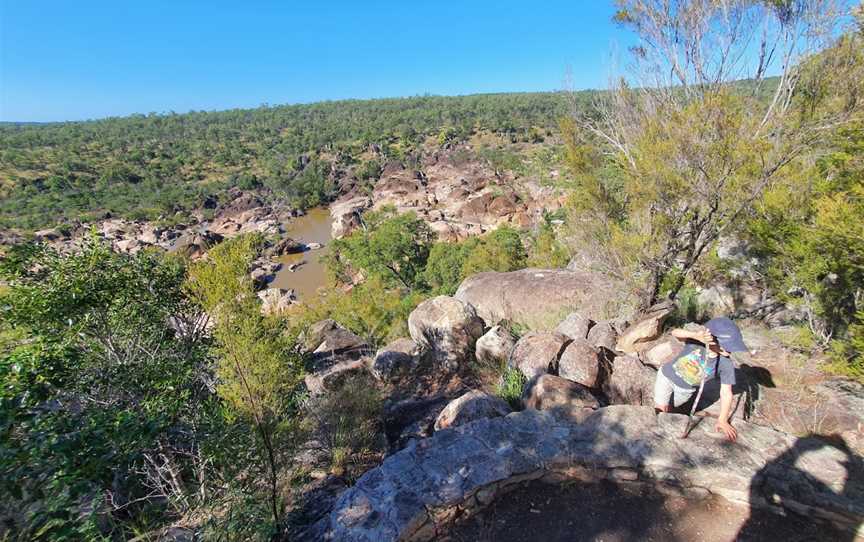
296,269,864,541
314,406,863,541
328,147,564,242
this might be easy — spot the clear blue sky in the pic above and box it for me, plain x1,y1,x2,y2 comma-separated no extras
0,1,632,122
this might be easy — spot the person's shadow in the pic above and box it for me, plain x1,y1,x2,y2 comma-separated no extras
737,435,864,541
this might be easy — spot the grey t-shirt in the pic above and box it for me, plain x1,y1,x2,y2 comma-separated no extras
661,343,736,389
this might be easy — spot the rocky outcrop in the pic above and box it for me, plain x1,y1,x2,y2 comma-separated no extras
557,338,603,388
603,355,657,407
352,149,553,243
34,228,69,242
330,196,372,239
555,311,593,341
615,301,675,354
271,237,304,255
304,358,369,396
383,395,452,452
305,320,372,374
371,339,420,382
250,260,282,288
407,296,485,371
257,287,295,315
509,332,569,380
586,320,617,351
170,231,224,260
454,269,627,329
474,325,516,366
317,405,864,541
433,390,511,431
639,335,683,368
522,374,599,420
303,322,373,395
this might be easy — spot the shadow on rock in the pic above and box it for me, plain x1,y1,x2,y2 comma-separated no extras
738,434,863,541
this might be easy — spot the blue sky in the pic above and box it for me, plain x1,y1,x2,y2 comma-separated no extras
0,1,632,122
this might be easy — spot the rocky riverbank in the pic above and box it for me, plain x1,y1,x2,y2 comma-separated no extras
329,144,564,241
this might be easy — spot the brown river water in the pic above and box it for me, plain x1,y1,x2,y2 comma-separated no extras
272,207,332,301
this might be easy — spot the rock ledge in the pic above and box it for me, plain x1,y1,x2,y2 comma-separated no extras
316,405,863,541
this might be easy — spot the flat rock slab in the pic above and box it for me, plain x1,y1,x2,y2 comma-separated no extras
454,268,628,329
317,405,864,541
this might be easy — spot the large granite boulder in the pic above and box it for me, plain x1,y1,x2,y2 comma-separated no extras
454,268,627,329
639,335,683,368
383,394,452,452
603,355,657,407
304,319,342,351
170,231,223,260
304,358,370,396
270,236,304,255
371,338,420,382
313,327,368,357
408,296,485,371
557,338,603,388
433,390,511,431
523,374,600,420
474,325,516,366
615,300,676,354
330,196,372,239
587,320,618,351
305,320,372,374
555,312,594,341
509,331,569,380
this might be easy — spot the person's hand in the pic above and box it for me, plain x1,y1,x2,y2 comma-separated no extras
693,327,715,347
716,421,737,442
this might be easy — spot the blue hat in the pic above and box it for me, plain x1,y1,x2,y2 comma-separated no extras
705,317,748,353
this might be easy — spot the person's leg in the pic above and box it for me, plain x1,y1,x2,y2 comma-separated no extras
653,370,674,412
671,384,696,409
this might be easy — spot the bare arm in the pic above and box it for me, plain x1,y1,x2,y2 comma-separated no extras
715,384,737,442
671,327,714,345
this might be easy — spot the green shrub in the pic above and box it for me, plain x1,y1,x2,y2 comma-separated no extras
0,238,217,539
423,241,470,295
461,226,527,277
496,367,526,410
327,207,433,291
303,374,383,473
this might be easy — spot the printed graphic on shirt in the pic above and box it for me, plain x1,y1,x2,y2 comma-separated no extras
672,348,715,387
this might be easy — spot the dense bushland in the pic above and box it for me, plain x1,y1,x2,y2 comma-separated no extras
561,0,864,376
0,237,313,540
0,93,574,231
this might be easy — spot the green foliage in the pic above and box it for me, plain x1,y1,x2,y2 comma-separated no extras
667,286,707,327
328,207,434,291
423,242,471,295
0,93,571,231
303,374,383,473
461,226,527,277
528,214,570,268
423,226,529,295
496,368,526,410
747,121,864,376
294,277,425,349
476,145,525,173
185,234,305,530
0,239,213,540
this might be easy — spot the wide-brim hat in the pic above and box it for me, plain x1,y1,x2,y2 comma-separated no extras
705,317,748,353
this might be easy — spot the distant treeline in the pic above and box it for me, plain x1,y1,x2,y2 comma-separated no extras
0,92,581,230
